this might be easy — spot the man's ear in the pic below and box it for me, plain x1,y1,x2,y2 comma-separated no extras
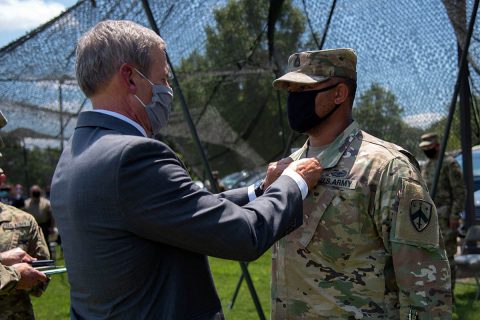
120,64,136,93
334,82,349,105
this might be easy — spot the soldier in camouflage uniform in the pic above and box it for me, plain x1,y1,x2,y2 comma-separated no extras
0,111,49,319
419,132,466,296
270,48,451,319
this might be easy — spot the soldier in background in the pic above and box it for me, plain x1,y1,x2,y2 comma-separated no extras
0,111,50,319
419,132,466,296
270,48,451,318
24,185,54,249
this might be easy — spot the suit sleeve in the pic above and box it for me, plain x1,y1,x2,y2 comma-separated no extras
117,140,303,262
374,158,452,319
0,264,19,295
216,187,250,206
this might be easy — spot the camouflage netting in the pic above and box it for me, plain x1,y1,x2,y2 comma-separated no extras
0,0,479,176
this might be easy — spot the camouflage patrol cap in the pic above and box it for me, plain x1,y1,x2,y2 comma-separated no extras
419,132,439,149
273,48,357,89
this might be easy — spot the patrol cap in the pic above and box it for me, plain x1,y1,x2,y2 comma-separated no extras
0,110,6,149
419,132,439,149
273,48,357,89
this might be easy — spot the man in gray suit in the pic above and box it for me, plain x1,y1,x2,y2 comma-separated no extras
50,20,322,319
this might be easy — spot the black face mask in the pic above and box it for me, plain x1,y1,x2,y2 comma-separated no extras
32,191,41,198
287,83,341,133
423,148,437,159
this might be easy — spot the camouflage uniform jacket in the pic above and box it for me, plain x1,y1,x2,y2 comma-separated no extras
0,203,49,320
0,264,19,294
271,121,451,319
421,155,465,257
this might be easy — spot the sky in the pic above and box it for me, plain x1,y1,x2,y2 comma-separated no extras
0,0,77,48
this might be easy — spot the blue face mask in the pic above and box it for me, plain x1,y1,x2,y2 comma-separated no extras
134,68,174,136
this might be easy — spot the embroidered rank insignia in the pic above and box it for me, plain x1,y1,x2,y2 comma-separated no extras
410,200,432,232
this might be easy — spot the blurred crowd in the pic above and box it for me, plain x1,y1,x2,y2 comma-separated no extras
0,183,59,259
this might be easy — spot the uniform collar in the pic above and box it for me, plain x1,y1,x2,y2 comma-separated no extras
296,121,360,169
0,204,12,223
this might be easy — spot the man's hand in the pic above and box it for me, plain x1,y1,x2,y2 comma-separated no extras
286,158,323,190
264,157,294,189
0,248,36,266
12,263,48,291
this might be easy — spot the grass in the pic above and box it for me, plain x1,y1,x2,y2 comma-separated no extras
32,248,480,319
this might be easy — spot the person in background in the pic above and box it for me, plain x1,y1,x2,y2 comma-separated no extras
24,185,54,249
419,132,466,297
0,184,12,205
11,184,26,209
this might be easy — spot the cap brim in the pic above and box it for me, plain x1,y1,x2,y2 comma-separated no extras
272,72,330,89
419,141,434,149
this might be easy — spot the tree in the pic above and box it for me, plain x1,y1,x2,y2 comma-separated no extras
354,83,424,157
172,0,306,174
0,136,60,190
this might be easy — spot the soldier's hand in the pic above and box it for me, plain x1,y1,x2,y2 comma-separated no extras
0,248,36,266
286,158,323,191
264,157,294,189
12,263,48,291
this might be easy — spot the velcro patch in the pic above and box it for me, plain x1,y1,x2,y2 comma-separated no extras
394,179,439,248
2,221,30,229
410,200,432,232
319,176,357,189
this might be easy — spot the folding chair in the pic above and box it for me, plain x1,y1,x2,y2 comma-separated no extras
455,225,480,299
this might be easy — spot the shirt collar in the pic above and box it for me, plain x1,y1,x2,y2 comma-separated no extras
92,109,148,137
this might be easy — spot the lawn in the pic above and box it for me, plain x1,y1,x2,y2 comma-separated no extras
32,249,480,319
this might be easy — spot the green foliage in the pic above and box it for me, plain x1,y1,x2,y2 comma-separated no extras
0,136,60,189
453,280,480,320
425,98,480,152
353,83,424,157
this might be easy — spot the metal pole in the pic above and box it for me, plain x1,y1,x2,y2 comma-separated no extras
22,138,30,188
140,2,265,319
459,53,476,229
319,0,337,49
431,0,479,199
58,81,64,151
229,263,246,309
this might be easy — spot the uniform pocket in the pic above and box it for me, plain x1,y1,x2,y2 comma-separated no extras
292,186,336,248
301,187,365,264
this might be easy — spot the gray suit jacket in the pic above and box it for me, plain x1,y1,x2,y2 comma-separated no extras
51,111,303,319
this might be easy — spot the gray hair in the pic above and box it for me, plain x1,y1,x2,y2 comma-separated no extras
76,20,165,97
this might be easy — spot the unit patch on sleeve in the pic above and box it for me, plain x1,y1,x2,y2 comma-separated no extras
409,200,432,232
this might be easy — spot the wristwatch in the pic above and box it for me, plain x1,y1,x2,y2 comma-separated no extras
254,179,265,197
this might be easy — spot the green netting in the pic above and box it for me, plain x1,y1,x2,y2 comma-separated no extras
0,0,479,175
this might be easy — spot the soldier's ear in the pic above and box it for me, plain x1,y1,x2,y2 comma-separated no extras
334,82,349,105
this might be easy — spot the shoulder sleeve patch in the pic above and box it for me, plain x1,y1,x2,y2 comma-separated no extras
393,179,439,248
